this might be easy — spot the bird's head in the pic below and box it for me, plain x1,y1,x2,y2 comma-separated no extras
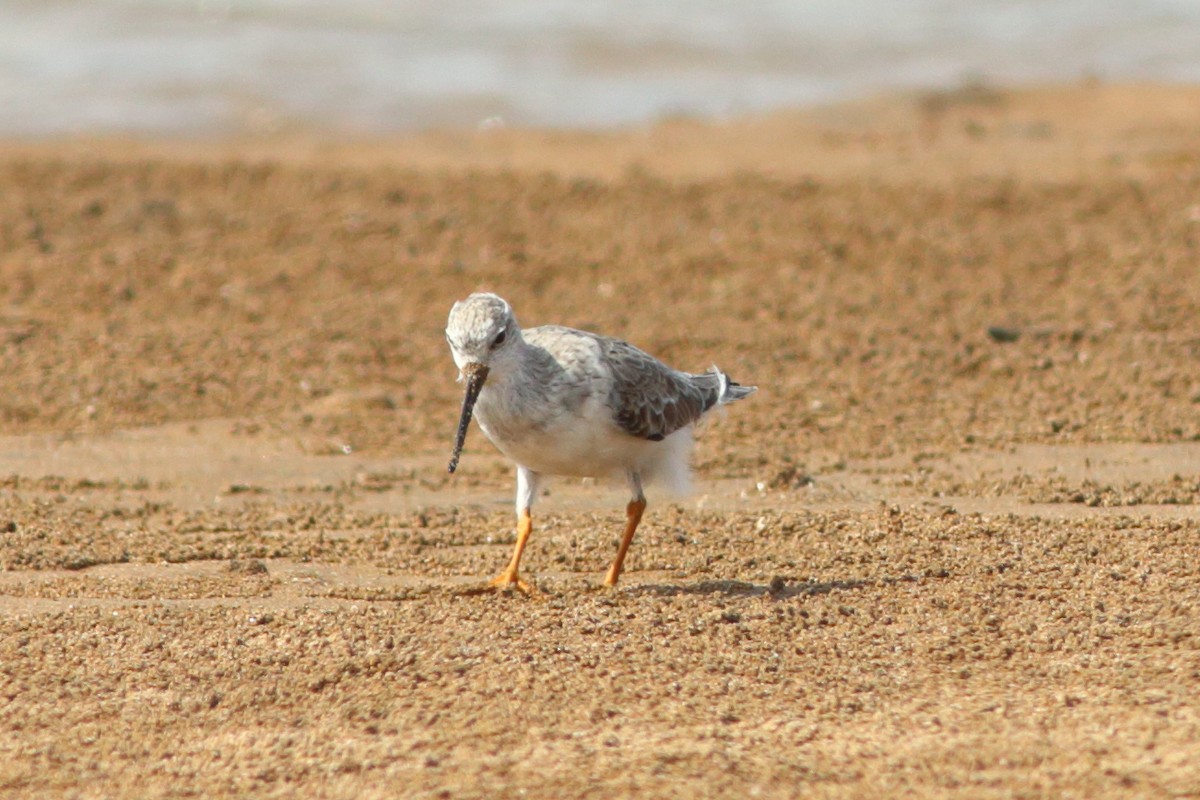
445,292,518,376
444,292,520,473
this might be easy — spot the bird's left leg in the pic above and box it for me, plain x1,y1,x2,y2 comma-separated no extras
604,472,646,587
489,465,541,594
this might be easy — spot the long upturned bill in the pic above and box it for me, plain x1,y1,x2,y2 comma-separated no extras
447,364,489,474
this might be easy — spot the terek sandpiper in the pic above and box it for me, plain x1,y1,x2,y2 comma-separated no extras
445,292,756,592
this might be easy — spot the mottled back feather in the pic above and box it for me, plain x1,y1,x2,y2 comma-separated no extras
598,338,724,441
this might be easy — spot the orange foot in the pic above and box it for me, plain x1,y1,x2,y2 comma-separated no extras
488,570,538,596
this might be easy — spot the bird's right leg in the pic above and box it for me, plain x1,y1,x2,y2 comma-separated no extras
604,472,646,587
489,465,540,594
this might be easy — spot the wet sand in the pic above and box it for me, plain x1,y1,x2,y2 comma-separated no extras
1,83,1198,798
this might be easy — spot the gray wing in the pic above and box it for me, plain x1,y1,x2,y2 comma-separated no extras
599,338,722,441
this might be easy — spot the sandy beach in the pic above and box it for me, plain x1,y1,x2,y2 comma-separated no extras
1,83,1198,798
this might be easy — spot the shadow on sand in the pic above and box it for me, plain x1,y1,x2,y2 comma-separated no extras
626,570,948,600
626,577,867,600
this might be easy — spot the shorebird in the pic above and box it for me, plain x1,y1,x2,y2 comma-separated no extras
445,292,756,592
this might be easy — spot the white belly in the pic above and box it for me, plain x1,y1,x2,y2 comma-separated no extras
476,393,647,478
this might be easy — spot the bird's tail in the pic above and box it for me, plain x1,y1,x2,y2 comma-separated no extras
695,365,757,412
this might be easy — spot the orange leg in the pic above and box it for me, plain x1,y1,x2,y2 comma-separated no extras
603,498,646,587
489,508,537,594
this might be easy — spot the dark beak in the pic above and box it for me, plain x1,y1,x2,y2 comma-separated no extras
447,363,489,474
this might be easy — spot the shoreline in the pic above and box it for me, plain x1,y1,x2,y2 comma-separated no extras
1,78,1198,800
2,82,1197,183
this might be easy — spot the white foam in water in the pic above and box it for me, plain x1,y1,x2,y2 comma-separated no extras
1,0,1198,136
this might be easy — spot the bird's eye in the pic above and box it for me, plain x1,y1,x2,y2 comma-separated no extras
491,329,507,349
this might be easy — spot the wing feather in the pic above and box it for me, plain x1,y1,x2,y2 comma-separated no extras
599,338,717,441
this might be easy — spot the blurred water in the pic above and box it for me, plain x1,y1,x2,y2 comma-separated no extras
1,0,1198,136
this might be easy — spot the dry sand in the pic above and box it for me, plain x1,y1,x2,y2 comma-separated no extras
1,82,1198,798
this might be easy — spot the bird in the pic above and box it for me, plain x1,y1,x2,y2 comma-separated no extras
444,292,756,592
